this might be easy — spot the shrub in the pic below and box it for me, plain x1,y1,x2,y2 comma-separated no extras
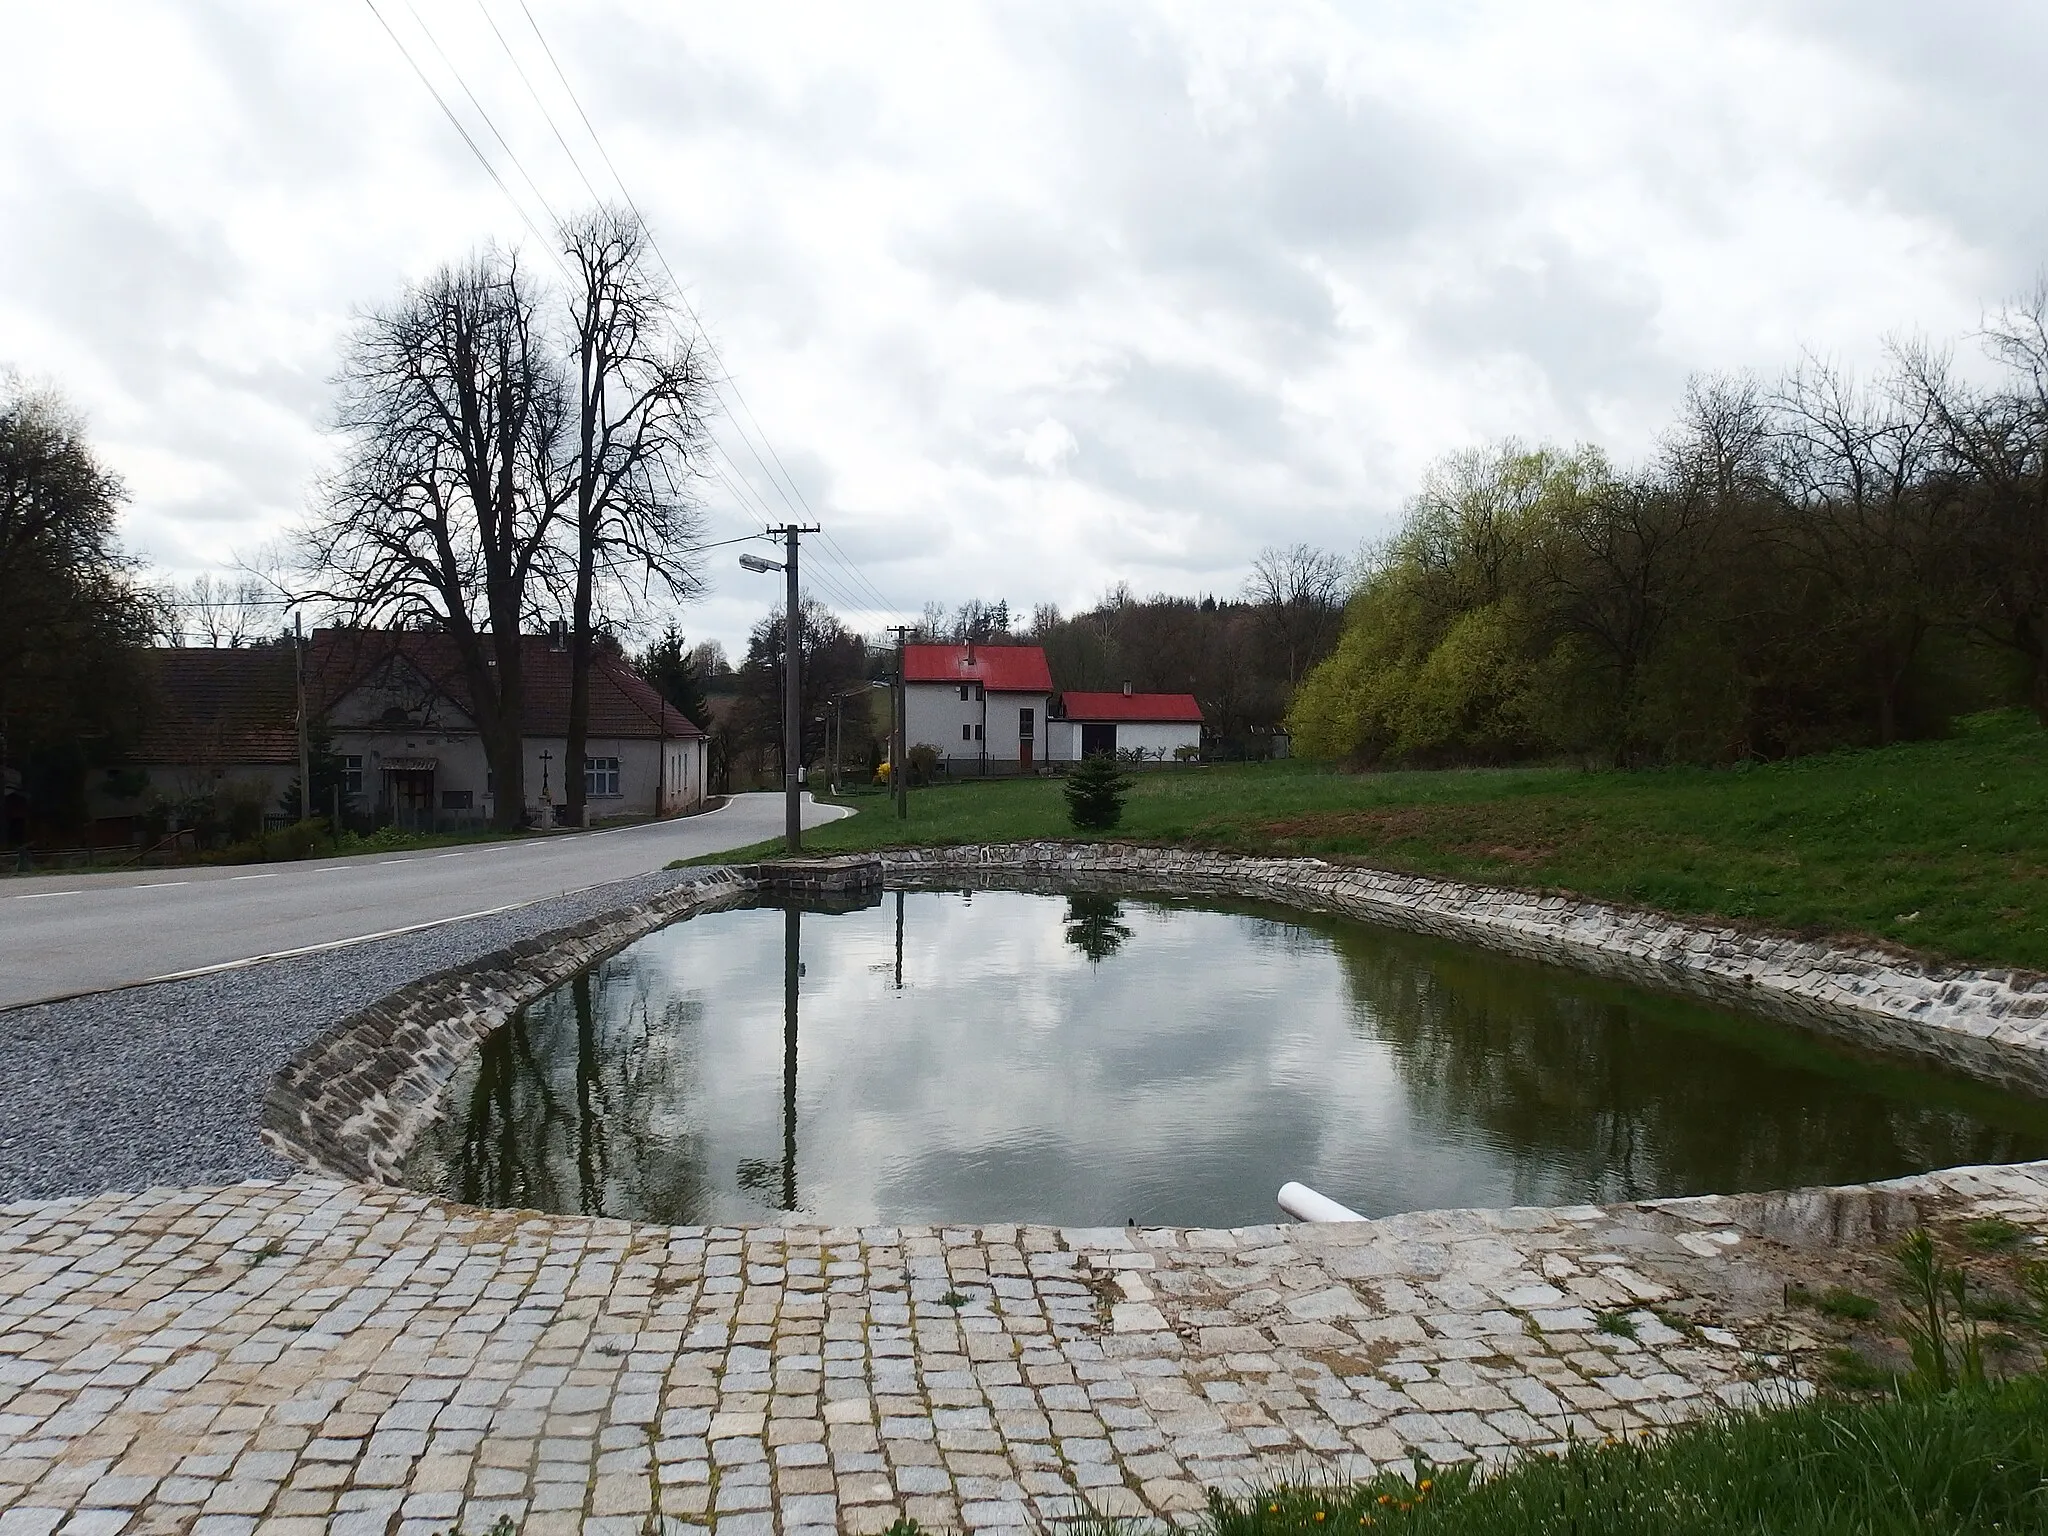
1064,751,1131,830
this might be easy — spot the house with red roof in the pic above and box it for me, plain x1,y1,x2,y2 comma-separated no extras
111,628,707,832
1049,685,1205,763
903,642,1054,772
902,641,1206,771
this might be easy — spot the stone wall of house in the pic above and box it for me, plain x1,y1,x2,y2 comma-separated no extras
885,843,2048,1094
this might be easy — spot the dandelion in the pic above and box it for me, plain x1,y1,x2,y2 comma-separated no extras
1314,1513,1326,1524
1419,1479,1433,1493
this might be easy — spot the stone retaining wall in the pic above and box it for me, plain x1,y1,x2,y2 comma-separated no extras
261,867,758,1184
886,843,2048,1095
268,840,2048,1189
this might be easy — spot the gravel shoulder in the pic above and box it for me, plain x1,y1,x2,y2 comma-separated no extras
0,867,711,1201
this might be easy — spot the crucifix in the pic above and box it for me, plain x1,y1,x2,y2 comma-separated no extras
539,750,553,810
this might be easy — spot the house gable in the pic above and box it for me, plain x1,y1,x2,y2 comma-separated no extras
326,652,477,733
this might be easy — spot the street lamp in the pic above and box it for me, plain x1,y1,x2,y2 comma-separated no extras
741,536,805,854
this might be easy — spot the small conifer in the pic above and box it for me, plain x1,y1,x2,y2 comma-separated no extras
1064,751,1132,830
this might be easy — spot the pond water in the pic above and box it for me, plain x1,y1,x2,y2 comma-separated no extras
399,888,2048,1228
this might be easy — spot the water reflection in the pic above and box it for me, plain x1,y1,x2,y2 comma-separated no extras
1064,895,1132,963
400,889,2048,1228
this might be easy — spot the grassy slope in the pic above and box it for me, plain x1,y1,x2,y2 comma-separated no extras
710,711,2048,971
1202,1373,2048,1536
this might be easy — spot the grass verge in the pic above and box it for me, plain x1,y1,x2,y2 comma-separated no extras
690,711,2048,970
1205,1373,2048,1535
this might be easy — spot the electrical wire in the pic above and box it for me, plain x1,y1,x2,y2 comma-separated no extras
497,0,907,616
368,0,900,615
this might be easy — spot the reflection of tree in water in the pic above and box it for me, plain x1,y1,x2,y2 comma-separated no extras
414,953,715,1223
1327,926,2048,1204
1064,895,1133,963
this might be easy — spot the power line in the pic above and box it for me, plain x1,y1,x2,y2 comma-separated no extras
358,0,559,261
368,0,902,620
499,0,907,616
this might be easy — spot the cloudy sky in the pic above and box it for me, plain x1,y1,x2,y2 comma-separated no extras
4,2,2043,652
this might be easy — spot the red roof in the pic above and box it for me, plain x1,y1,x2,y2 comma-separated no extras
904,643,1052,693
136,647,300,764
1059,691,1204,723
309,630,703,739
133,631,702,767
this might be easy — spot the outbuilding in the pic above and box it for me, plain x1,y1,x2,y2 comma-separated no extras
1048,687,1204,762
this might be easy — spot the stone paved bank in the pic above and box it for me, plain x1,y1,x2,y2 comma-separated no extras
4,1163,2047,1535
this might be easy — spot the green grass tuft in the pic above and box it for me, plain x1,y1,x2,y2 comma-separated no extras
1207,1373,2048,1534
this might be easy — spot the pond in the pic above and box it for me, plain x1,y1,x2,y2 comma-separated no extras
399,887,2048,1228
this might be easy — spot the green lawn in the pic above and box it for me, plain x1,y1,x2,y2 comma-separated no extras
706,710,2048,971
1200,1372,2048,1536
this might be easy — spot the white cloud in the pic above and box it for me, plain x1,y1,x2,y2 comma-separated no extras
2,0,2039,651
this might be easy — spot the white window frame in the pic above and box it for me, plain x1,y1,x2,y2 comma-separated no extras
341,755,363,796
584,756,622,798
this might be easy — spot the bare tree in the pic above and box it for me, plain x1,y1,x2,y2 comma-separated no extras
303,249,568,830
1902,288,2048,723
1767,358,1950,742
1245,543,1347,687
556,207,714,827
173,572,277,647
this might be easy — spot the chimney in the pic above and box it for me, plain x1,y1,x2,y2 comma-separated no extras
548,619,568,652
966,640,976,664
1122,680,1132,695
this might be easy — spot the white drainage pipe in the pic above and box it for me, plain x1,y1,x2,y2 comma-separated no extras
1277,1181,1365,1223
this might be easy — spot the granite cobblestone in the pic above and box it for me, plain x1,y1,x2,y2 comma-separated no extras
2,1163,2045,1531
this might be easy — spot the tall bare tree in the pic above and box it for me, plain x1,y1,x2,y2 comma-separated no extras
556,207,713,827
1246,542,1350,688
1903,290,2048,723
305,249,568,830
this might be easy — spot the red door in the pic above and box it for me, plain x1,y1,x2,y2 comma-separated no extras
1019,707,1035,768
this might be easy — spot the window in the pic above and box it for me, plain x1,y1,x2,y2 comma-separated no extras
341,755,363,796
440,789,473,811
1018,707,1034,739
974,724,983,741
962,724,972,741
959,684,971,701
584,756,621,797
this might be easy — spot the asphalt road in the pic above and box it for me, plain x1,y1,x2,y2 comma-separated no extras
0,792,849,1010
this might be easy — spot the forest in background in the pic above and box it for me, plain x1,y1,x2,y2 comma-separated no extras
1293,294,2048,766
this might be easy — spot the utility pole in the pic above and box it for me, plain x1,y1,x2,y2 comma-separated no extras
889,625,913,820
741,525,819,856
783,524,802,853
294,612,311,826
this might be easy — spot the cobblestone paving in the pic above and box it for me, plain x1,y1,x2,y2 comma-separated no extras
3,1164,2046,1534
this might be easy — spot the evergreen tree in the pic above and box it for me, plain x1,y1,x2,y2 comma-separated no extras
636,623,712,730
1064,751,1132,831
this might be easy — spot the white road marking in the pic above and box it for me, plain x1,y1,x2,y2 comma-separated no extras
13,890,82,899
433,852,467,859
136,881,189,889
376,859,414,866
229,873,280,881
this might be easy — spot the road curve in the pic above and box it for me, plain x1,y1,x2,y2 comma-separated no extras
0,792,849,1010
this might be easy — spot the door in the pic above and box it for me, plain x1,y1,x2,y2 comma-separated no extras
1018,707,1035,768
1081,723,1116,758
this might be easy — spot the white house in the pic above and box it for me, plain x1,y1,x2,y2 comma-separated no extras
1048,688,1204,762
903,643,1054,773
108,629,709,834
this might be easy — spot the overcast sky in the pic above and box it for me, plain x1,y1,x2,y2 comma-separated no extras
4,2,2043,653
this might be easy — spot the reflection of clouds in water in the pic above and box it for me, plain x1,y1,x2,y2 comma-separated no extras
679,891,1426,1225
409,890,2048,1229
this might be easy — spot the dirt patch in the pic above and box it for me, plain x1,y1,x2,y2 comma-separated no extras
1246,805,1576,868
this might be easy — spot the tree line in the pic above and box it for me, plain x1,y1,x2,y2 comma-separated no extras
1292,292,2048,766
